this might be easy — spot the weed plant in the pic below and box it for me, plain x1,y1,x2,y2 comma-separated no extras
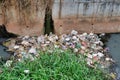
0,49,110,80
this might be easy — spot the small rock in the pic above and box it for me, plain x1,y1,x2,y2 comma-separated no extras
48,36,54,42
14,45,20,49
81,41,87,47
81,46,86,50
37,35,45,43
97,52,104,58
99,33,105,37
55,35,59,40
105,57,110,61
62,45,67,50
94,41,101,44
93,56,99,62
79,35,86,41
110,73,116,80
89,32,94,36
92,54,98,57
46,41,50,44
21,40,30,46
54,44,59,48
72,36,77,40
19,46,24,51
23,35,29,40
110,58,115,63
23,54,34,61
82,33,87,36
71,30,78,35
74,48,79,53
18,59,22,62
80,50,85,54
14,52,19,56
101,65,105,68
65,37,70,41
87,54,93,59
28,47,37,54
17,53,22,58
91,44,96,49
104,47,110,52
86,58,93,65
99,41,104,46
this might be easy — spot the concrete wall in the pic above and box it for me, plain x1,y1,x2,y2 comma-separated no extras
0,0,45,35
0,0,120,35
53,0,120,34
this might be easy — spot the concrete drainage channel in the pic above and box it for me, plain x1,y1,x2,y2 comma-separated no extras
1,0,120,79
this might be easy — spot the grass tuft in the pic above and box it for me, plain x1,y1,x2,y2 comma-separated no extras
0,49,110,80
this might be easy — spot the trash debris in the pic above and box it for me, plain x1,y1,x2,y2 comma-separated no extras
2,30,113,69
4,60,13,67
28,46,37,54
105,57,111,61
71,30,78,35
24,70,30,74
73,48,79,53
97,52,104,58
110,73,116,80
14,45,20,49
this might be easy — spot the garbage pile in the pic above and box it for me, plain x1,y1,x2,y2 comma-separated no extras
3,30,114,68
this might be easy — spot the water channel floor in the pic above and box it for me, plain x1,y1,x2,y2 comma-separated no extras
106,34,120,80
0,38,11,60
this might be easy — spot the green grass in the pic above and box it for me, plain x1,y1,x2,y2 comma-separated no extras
0,49,110,80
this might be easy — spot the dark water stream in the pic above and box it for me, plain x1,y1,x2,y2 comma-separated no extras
0,38,11,60
106,34,120,80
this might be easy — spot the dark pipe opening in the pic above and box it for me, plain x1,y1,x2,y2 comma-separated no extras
44,5,54,35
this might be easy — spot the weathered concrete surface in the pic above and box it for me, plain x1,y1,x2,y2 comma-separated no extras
5,21,44,36
0,0,46,35
0,0,120,35
53,0,120,34
54,19,120,35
